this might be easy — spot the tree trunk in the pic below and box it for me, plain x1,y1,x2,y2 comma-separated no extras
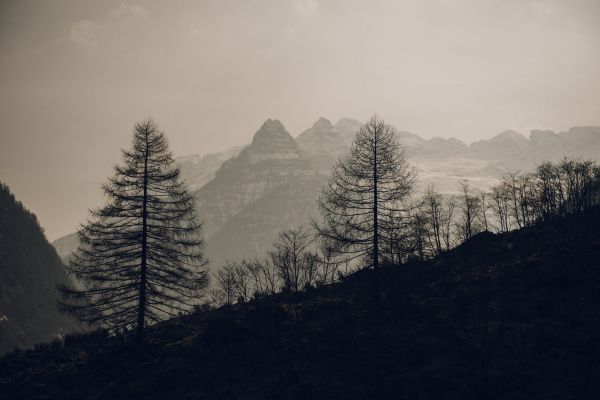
136,132,149,350
373,134,379,271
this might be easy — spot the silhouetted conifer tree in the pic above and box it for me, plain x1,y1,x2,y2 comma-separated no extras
59,119,207,349
316,115,415,270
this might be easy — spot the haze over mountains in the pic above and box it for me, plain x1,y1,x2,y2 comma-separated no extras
53,118,600,267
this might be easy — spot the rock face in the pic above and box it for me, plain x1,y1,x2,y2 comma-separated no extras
195,119,315,237
176,146,244,192
204,175,327,265
333,117,363,144
195,119,323,266
296,117,351,173
550,126,600,160
0,183,78,355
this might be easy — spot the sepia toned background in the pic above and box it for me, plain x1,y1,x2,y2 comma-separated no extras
1,0,599,240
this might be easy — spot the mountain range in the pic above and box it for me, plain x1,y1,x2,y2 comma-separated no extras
53,119,600,268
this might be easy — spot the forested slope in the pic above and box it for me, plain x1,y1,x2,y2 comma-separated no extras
0,183,78,355
2,206,600,399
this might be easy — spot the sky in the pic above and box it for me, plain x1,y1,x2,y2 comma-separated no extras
1,0,599,241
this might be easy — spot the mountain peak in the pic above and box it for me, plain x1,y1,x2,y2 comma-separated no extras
297,117,337,140
334,118,362,132
312,117,333,130
252,119,293,145
258,118,286,133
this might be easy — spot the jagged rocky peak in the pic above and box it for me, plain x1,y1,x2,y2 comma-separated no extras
334,117,362,132
251,118,294,146
297,117,338,141
296,117,349,170
244,119,305,165
193,118,316,249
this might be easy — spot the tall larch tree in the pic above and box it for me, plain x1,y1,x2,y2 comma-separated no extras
59,119,208,349
316,115,415,271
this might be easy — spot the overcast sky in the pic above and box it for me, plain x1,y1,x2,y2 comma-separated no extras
1,0,599,241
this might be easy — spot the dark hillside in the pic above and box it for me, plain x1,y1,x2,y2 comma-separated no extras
0,183,78,355
2,207,600,399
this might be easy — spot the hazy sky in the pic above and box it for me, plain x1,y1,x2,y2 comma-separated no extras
1,0,599,241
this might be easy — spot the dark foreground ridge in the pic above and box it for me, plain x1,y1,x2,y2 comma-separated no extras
2,208,600,399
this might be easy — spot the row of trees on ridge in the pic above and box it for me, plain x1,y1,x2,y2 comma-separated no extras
209,117,600,306
59,116,600,348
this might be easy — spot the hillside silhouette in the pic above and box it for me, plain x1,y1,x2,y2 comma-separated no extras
2,206,600,399
0,183,78,355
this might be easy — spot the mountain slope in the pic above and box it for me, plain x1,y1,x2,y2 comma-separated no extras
4,206,600,399
195,119,315,237
0,183,78,355
176,145,244,192
296,117,350,173
195,119,320,265
333,117,363,144
204,174,327,264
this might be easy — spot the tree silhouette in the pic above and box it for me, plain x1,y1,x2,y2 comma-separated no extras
316,115,415,270
269,227,317,294
457,180,482,241
59,119,207,349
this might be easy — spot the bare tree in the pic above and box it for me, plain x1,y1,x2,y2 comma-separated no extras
441,196,456,251
558,158,596,214
534,162,560,220
488,158,600,233
423,186,444,255
407,204,430,261
457,181,482,241
516,173,536,227
231,262,252,303
211,263,236,306
269,228,316,293
478,191,490,232
316,115,415,271
490,182,511,232
506,172,524,229
211,258,279,306
255,257,279,296
314,237,341,286
59,119,208,349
